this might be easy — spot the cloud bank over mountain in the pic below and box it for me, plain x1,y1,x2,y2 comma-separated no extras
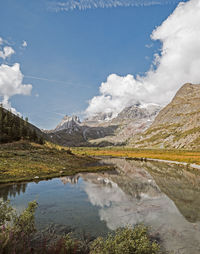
86,0,200,117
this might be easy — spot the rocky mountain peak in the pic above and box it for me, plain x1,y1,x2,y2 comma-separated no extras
54,115,81,132
152,83,200,128
85,112,113,123
62,115,81,123
171,83,200,104
113,103,161,122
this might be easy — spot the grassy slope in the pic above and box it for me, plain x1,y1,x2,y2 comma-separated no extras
0,141,113,183
72,147,200,165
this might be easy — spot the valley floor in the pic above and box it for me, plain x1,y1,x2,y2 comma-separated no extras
0,141,113,183
2,141,200,184
72,147,200,165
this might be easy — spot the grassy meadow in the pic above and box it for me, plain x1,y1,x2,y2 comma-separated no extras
72,147,200,165
0,141,113,183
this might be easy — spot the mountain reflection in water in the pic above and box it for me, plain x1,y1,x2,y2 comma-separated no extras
68,158,200,254
1,158,200,254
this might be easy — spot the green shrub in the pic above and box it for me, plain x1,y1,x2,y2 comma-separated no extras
0,200,38,254
90,225,160,254
0,200,14,226
13,201,38,235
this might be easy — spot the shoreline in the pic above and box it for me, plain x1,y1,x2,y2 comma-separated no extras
94,154,200,170
0,163,114,185
134,157,200,170
73,147,200,169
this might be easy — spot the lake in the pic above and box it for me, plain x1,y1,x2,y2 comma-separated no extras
1,158,200,253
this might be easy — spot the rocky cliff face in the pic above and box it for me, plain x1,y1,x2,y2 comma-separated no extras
130,83,200,149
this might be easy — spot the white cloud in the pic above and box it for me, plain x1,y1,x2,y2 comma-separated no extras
49,0,180,11
145,43,153,48
86,0,200,117
22,40,27,47
0,36,32,114
1,95,21,116
0,63,32,97
0,63,32,114
0,46,15,59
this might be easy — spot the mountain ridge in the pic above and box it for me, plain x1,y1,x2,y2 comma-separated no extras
130,83,200,149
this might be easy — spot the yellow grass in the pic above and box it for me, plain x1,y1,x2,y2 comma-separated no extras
72,147,200,165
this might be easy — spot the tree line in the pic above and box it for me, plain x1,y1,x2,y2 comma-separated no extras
0,105,44,144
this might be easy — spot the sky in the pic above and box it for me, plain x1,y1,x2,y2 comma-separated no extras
1,0,199,129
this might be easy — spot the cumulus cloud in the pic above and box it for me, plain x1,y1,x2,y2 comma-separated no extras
22,40,27,47
0,63,32,114
0,46,15,59
49,0,180,11
86,0,200,117
0,36,32,114
0,63,32,97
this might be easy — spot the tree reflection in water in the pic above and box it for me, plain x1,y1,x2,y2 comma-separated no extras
0,183,27,201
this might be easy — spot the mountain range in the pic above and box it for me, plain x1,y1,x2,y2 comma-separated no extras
45,103,161,147
2,82,199,150
44,83,200,150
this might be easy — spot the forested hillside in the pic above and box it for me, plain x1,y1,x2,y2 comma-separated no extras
0,105,44,144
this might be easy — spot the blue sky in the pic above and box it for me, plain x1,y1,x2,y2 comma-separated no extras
0,0,187,129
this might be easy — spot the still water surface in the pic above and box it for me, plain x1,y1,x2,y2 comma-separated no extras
1,158,200,253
